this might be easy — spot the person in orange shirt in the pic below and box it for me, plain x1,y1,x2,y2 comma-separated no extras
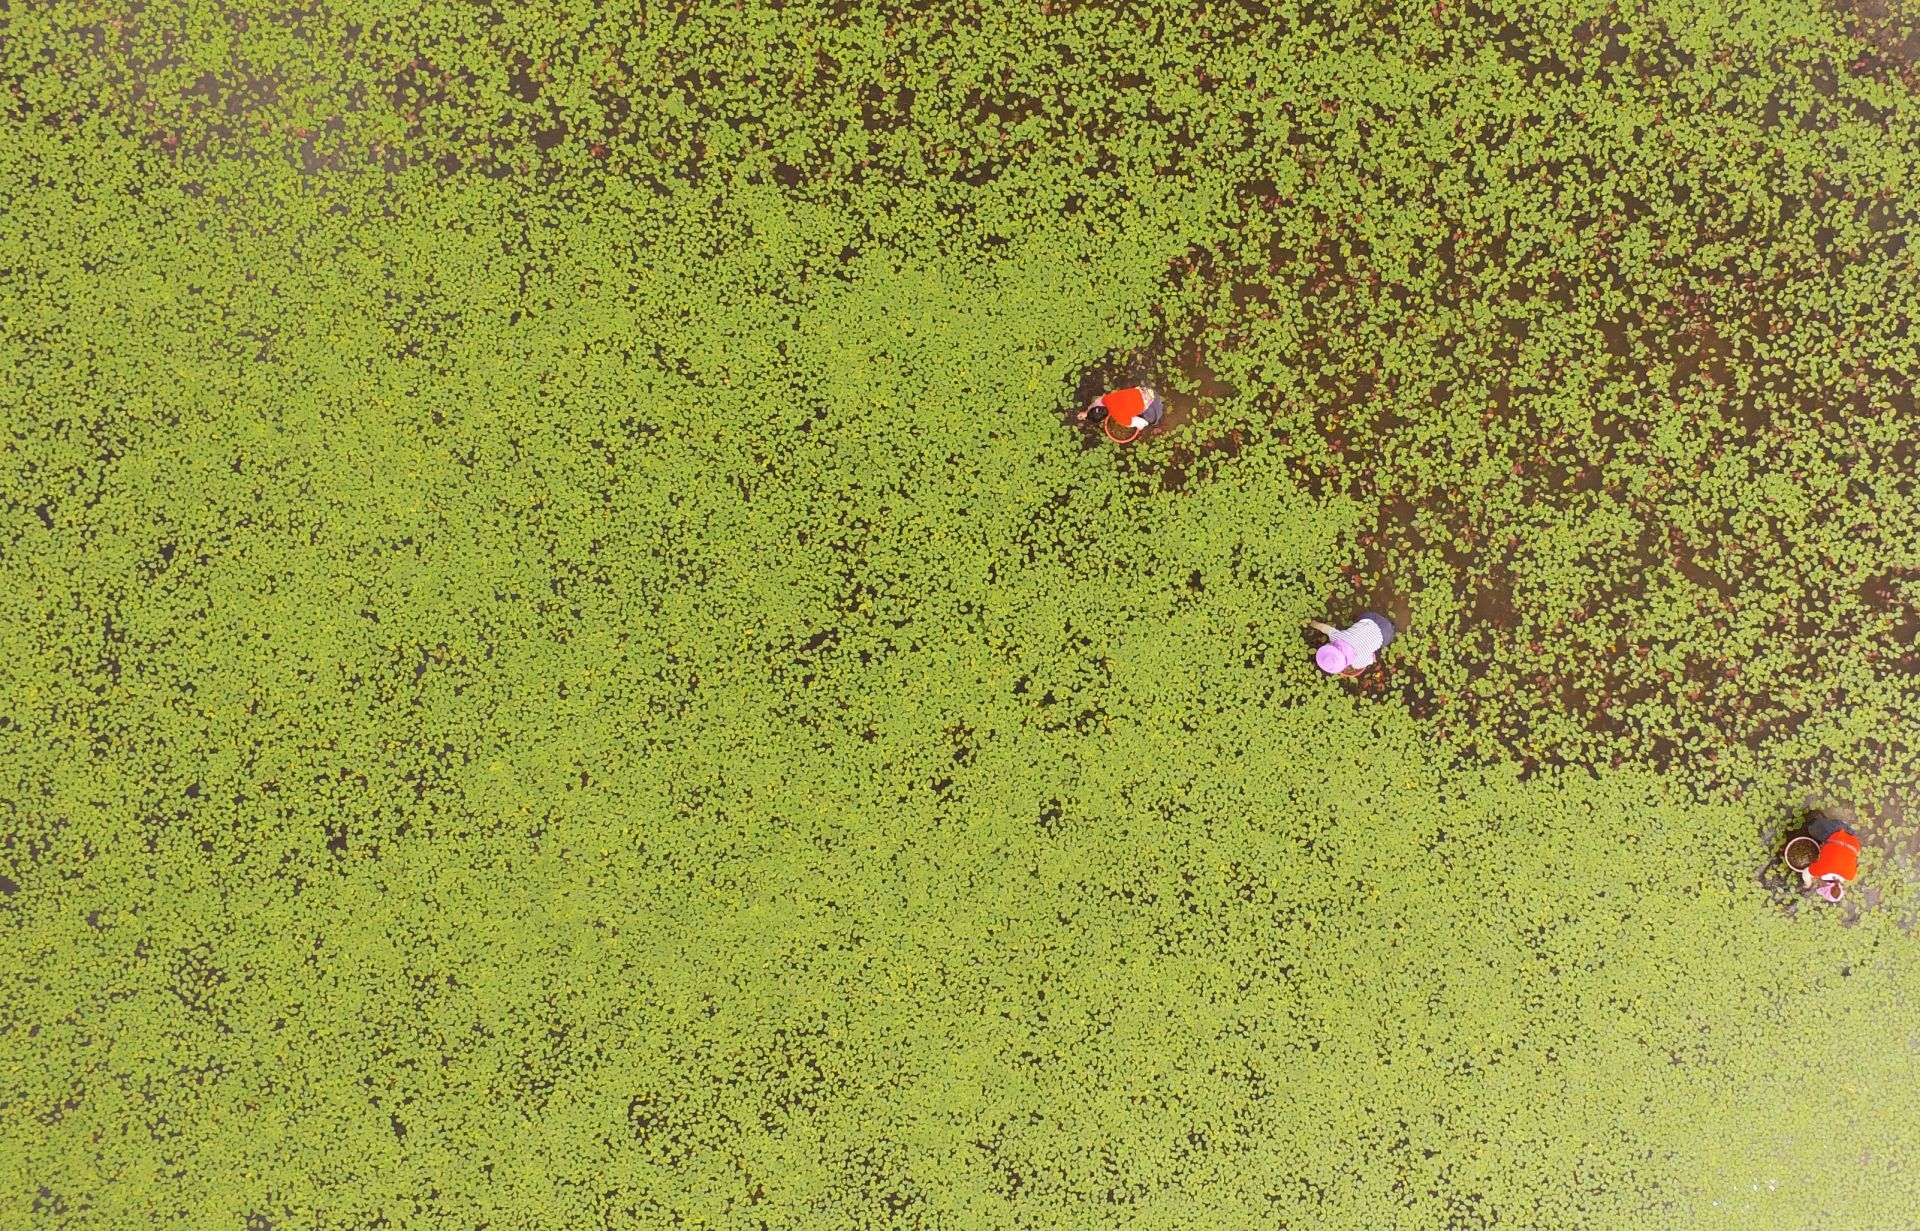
1075,385,1165,435
1799,814,1861,903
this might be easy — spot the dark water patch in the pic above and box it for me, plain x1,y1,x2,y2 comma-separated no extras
1355,494,1427,629
1826,0,1920,86
1859,568,1920,674
506,51,542,104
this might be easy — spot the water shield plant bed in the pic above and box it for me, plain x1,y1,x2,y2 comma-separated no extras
3,0,1920,1227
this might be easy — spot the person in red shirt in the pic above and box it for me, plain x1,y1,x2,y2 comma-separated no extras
1075,385,1165,435
1799,814,1861,903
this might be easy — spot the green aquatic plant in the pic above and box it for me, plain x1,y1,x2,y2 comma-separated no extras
3,0,1920,1227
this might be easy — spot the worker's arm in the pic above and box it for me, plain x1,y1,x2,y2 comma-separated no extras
1308,621,1339,638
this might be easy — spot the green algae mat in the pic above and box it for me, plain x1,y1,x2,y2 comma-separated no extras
7,0,1920,1226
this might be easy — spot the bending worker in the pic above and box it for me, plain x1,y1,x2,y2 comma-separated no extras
1800,814,1862,903
1310,612,1397,677
1077,385,1165,433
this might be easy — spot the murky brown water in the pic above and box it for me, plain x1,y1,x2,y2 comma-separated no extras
1055,14,1920,914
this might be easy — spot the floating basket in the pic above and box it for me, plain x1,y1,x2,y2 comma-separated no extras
1103,414,1142,445
1783,836,1819,872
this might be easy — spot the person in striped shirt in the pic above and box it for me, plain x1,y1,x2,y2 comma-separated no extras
1310,613,1396,677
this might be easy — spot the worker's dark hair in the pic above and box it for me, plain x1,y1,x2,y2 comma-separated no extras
1082,402,1108,424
